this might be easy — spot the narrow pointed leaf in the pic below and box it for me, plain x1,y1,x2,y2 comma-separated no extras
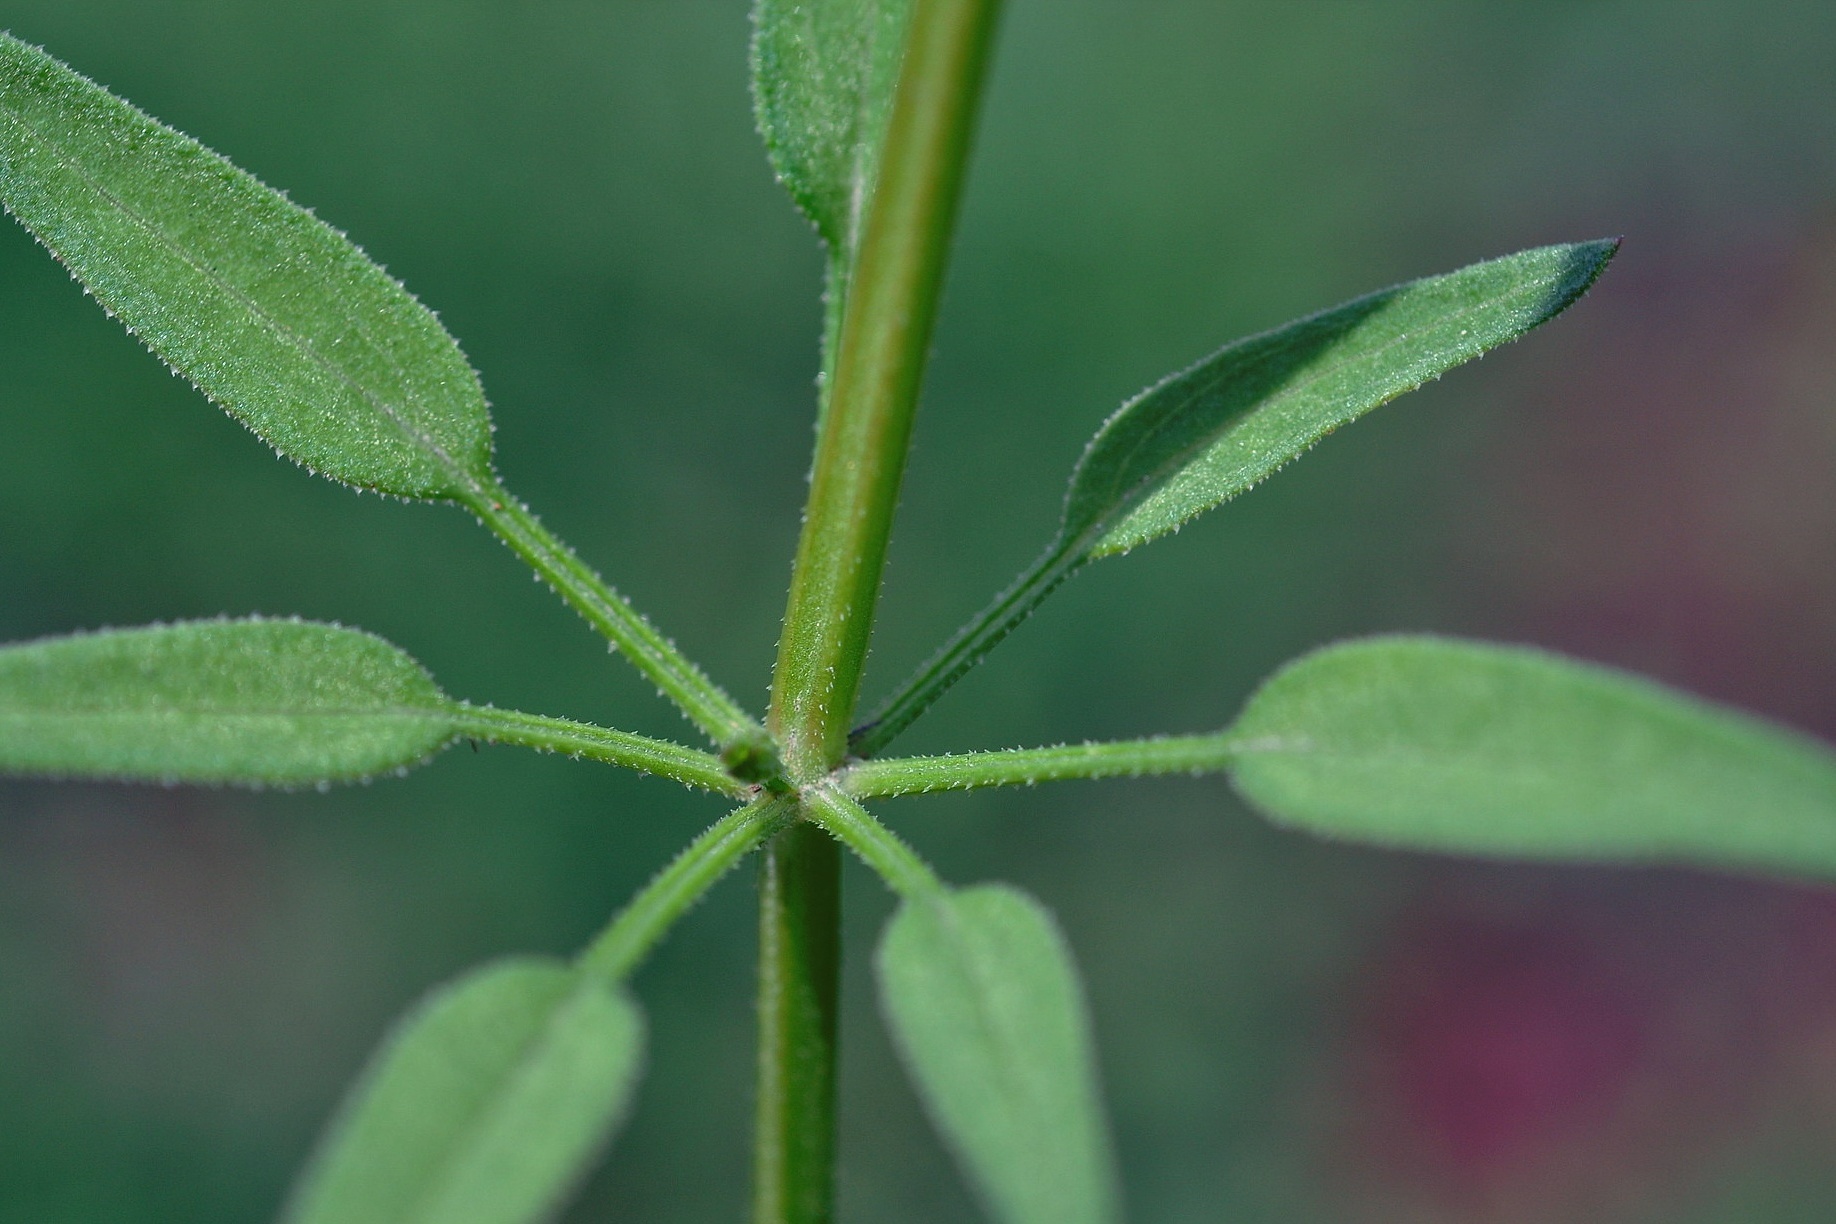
1230,635,1836,877
752,0,913,256
854,240,1618,756
282,959,645,1224
0,34,493,498
877,884,1120,1224
1068,240,1617,555
0,619,454,786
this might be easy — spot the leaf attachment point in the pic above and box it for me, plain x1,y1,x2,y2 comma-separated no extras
877,884,1121,1224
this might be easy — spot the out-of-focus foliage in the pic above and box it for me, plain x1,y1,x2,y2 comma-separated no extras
1231,636,1836,875
282,959,643,1224
877,884,1118,1224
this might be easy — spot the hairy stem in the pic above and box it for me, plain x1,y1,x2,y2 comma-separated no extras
451,704,747,796
465,483,761,748
802,787,942,899
578,797,795,983
756,2,1002,1221
840,731,1243,797
753,820,843,1224
769,0,1003,777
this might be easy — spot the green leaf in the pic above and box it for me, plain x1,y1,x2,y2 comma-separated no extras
0,618,455,786
853,240,1618,756
751,0,913,258
282,959,645,1224
1229,635,1836,877
0,35,493,499
1068,240,1617,556
877,884,1120,1224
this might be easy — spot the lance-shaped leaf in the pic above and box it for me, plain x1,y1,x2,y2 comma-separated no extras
877,884,1121,1224
282,958,645,1224
854,240,1618,755
0,34,493,499
1066,240,1617,555
0,618,454,786
752,0,913,259
1229,635,1836,878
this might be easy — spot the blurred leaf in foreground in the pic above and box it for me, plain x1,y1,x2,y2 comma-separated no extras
282,958,645,1224
877,883,1120,1224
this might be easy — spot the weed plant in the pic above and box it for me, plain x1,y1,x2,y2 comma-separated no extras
3,2,1835,1222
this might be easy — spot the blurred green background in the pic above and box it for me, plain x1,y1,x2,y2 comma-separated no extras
3,2,1835,1220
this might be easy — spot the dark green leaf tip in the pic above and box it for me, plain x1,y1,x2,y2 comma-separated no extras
1064,238,1619,558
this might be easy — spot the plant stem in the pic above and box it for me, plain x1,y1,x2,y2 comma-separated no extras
753,820,843,1224
755,3,1001,1221
450,704,747,796
578,797,795,983
769,0,1004,777
839,731,1244,797
466,483,761,748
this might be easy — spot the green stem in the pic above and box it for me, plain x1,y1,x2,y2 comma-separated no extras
769,0,1004,777
465,482,762,748
851,539,1084,757
840,731,1243,797
451,703,748,796
753,820,843,1224
578,797,795,983
755,3,1001,1221
802,787,942,900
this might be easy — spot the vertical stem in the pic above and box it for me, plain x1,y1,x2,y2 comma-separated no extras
754,2,1002,1221
754,821,842,1224
769,0,1005,777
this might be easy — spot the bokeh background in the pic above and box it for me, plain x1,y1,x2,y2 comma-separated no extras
3,2,1835,1220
